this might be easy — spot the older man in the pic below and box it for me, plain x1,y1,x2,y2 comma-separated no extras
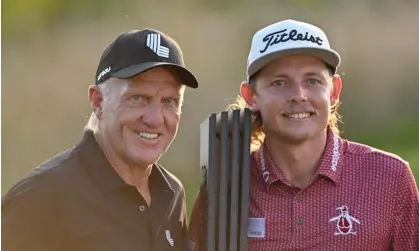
2,29,198,251
189,19,419,250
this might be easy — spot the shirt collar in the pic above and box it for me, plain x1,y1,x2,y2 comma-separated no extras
255,126,345,191
76,130,173,193
315,127,344,185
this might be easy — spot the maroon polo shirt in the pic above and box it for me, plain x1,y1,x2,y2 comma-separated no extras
188,128,419,251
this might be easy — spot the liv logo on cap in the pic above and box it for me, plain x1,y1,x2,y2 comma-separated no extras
247,19,341,77
94,29,199,88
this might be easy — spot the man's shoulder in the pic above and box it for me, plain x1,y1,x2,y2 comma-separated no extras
343,139,410,175
2,146,80,203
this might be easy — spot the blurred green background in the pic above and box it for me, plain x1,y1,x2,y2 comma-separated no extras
2,0,419,218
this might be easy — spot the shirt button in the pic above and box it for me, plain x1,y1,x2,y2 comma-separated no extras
297,195,303,201
297,218,303,225
138,205,146,212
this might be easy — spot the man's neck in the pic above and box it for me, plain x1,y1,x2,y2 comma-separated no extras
95,133,152,205
265,131,328,189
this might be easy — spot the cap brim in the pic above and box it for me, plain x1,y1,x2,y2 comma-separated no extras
248,47,341,77
112,62,199,88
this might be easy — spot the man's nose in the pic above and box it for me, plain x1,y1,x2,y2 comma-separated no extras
141,103,164,128
288,83,308,103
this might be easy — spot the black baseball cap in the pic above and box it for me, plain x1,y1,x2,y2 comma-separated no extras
95,29,199,88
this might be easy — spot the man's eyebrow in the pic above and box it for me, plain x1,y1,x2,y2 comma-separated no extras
303,72,323,77
269,72,321,78
270,73,290,78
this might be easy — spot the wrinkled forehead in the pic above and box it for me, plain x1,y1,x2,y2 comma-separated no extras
132,67,181,83
125,67,185,94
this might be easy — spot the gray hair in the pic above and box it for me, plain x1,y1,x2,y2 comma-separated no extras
84,78,129,134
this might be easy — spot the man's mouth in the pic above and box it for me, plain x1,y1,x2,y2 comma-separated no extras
282,112,314,119
138,132,160,139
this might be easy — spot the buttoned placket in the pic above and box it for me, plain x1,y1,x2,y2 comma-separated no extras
292,188,305,243
295,192,304,222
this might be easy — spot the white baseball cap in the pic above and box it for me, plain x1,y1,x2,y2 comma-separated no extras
246,19,341,77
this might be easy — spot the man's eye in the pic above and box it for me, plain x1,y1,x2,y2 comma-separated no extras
162,98,175,104
131,95,142,101
271,80,286,86
308,79,321,85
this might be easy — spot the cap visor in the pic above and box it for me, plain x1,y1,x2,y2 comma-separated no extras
248,47,341,76
112,62,199,88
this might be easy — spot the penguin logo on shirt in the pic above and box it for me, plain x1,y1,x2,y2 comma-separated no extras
328,205,360,235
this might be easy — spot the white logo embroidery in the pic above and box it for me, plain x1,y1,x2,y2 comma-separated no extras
260,149,270,183
146,33,170,58
331,135,340,172
328,205,360,235
165,230,174,246
97,66,111,81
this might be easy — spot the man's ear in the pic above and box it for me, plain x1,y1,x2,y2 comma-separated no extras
330,74,342,106
240,81,258,110
88,85,104,119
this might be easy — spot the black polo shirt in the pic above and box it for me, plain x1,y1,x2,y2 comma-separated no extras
2,130,192,251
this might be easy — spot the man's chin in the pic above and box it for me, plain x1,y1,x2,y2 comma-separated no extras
124,148,163,165
278,130,316,144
